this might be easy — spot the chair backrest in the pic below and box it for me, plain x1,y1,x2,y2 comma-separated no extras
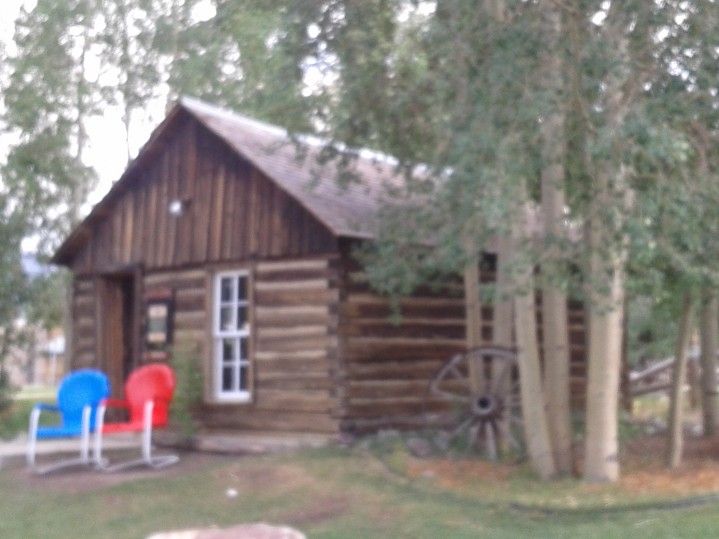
57,369,111,430
124,363,176,427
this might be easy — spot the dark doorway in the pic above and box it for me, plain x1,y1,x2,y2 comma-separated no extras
99,272,138,395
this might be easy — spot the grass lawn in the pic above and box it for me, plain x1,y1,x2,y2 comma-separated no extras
2,446,719,538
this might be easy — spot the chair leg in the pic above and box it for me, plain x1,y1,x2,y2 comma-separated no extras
99,400,179,473
26,408,41,468
31,406,94,475
93,404,107,468
80,406,91,465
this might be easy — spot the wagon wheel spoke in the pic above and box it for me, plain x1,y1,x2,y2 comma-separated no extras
430,346,524,459
484,421,498,461
491,361,513,395
498,418,521,451
449,415,475,439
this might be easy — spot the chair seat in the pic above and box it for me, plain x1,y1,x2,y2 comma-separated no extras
101,421,145,434
36,425,85,439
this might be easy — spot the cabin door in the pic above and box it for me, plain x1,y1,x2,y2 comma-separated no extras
99,272,138,395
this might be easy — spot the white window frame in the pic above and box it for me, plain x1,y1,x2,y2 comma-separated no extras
213,270,251,402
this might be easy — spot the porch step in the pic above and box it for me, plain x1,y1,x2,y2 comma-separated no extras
161,429,334,455
0,432,141,470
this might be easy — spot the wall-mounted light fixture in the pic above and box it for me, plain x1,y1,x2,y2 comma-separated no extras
168,198,190,217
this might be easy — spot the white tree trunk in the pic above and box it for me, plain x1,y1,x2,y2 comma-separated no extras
583,174,628,482
539,0,572,475
583,262,625,481
667,294,695,469
514,267,557,480
700,292,719,437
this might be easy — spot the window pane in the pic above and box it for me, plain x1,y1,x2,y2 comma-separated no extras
239,365,248,391
222,367,234,391
219,307,233,331
238,276,247,300
240,338,248,360
222,339,235,362
237,306,248,329
220,277,233,302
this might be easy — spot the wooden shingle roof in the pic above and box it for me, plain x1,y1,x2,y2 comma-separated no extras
53,97,400,265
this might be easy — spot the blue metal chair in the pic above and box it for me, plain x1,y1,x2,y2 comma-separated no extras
27,369,110,474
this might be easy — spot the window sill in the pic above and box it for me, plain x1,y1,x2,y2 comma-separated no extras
208,394,253,405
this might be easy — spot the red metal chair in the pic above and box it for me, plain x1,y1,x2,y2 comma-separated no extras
93,363,179,471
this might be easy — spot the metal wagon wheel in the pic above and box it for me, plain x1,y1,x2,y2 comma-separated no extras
429,346,523,459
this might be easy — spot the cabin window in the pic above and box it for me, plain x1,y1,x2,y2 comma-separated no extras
213,270,251,402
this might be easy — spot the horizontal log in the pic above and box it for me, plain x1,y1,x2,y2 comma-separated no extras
174,311,207,330
75,317,95,329
252,389,334,413
175,292,206,312
73,304,95,319
144,268,206,285
347,380,440,400
73,295,95,307
342,322,465,340
351,317,468,328
75,280,95,293
256,335,334,353
255,258,329,274
341,301,470,321
345,342,465,363
255,288,339,307
257,325,328,340
74,352,96,368
347,284,464,300
255,267,336,283
254,305,330,326
255,349,327,361
256,358,329,376
345,399,453,418
340,413,455,433
255,279,328,292
200,407,339,434
345,293,465,309
346,336,465,348
75,337,95,351
256,376,334,391
346,360,446,381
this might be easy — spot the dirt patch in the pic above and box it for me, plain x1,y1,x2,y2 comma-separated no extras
400,434,719,499
619,434,719,495
281,495,350,527
7,451,230,494
405,456,514,490
222,461,318,493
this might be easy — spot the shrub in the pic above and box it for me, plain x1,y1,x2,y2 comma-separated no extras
169,342,204,438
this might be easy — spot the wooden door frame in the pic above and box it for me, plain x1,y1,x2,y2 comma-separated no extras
95,264,143,394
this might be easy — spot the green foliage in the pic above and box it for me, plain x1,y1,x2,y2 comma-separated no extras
169,342,204,438
0,367,15,417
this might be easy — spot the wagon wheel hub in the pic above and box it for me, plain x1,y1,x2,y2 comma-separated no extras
471,394,500,418
429,346,523,459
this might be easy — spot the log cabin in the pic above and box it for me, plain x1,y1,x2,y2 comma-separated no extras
52,97,589,436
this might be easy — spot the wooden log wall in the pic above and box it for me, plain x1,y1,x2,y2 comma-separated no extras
201,256,342,434
70,277,99,369
143,268,208,361
70,114,336,275
335,245,589,434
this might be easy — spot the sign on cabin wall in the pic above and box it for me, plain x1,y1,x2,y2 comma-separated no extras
143,287,174,361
